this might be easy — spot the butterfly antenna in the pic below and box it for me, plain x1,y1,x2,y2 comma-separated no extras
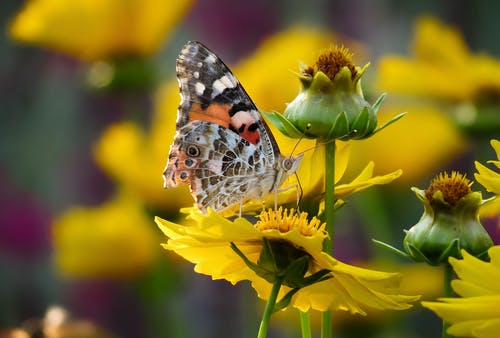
295,129,358,157
289,123,312,158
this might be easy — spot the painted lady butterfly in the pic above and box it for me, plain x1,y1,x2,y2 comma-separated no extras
163,41,302,213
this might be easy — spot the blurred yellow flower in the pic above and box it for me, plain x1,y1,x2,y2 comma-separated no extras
350,102,467,185
378,16,500,101
156,207,419,315
422,247,500,338
52,192,158,278
8,0,192,60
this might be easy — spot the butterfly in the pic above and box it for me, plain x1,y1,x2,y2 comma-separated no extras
163,41,303,213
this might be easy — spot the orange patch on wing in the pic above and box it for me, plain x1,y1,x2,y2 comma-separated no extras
189,103,231,128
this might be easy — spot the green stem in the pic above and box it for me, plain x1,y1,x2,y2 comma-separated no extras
323,140,336,254
442,263,454,338
321,140,336,338
257,277,283,338
300,311,312,338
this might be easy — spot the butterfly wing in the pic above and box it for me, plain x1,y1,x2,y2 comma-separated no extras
163,41,284,212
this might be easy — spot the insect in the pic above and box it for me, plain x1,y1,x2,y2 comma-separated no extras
163,41,302,213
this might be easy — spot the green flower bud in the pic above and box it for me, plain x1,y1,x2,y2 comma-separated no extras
403,172,493,266
263,46,404,141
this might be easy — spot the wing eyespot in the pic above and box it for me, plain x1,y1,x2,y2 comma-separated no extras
187,145,201,157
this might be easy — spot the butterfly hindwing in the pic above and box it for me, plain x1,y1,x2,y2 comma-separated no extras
165,121,274,211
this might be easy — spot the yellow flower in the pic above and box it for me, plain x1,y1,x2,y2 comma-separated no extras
52,192,158,278
156,207,419,314
475,139,500,218
422,246,500,338
8,0,192,60
475,140,500,195
378,16,500,101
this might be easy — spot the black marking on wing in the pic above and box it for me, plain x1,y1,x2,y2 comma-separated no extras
175,41,256,127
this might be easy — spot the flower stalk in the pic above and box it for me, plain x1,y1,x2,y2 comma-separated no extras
257,276,283,338
442,263,454,338
322,139,336,338
300,312,312,338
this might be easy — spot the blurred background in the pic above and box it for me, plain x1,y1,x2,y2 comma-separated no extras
1,0,499,337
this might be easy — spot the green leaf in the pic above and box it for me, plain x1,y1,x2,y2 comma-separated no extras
257,237,278,272
439,238,461,263
260,110,305,138
328,111,349,140
371,93,387,114
405,242,436,265
282,256,309,287
273,288,300,313
372,239,412,260
373,112,407,135
230,242,275,283
351,106,370,137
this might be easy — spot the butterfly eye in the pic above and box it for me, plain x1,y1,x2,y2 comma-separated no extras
179,172,188,180
282,158,293,171
184,158,195,167
187,145,200,157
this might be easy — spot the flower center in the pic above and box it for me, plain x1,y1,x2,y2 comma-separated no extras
425,171,472,206
312,45,357,81
256,207,326,237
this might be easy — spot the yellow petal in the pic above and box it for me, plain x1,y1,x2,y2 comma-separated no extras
490,140,500,165
448,249,500,296
335,162,402,198
423,295,500,320
291,255,419,313
475,157,500,195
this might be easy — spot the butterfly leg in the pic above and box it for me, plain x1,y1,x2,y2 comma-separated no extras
239,201,243,218
274,188,278,212
276,182,301,211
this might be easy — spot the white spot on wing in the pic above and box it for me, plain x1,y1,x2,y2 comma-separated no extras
231,110,256,129
205,54,217,63
212,73,238,97
193,71,200,78
195,82,205,95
